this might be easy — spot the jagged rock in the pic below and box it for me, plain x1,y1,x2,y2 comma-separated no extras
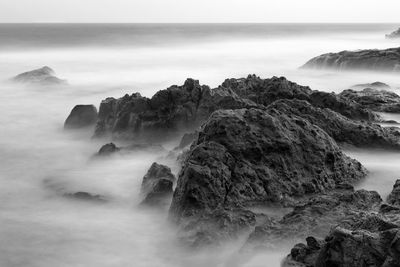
284,215,400,267
140,162,175,207
267,99,400,149
94,79,256,140
169,108,366,246
64,105,98,129
340,87,400,113
12,66,67,85
245,187,382,250
387,179,400,206
302,47,400,72
386,28,400,39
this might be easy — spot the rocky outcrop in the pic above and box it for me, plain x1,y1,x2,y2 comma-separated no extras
284,214,400,267
351,81,390,90
267,99,400,149
64,105,98,129
302,47,400,72
12,66,67,85
94,79,256,140
169,107,367,246
387,179,400,206
140,162,176,207
386,28,400,39
340,87,400,113
97,143,120,156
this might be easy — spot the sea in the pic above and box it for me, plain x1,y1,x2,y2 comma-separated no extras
0,23,400,267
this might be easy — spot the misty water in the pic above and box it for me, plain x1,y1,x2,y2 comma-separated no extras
1,23,400,267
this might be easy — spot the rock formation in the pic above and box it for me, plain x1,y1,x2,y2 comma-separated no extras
169,107,367,246
302,47,400,72
140,162,176,207
387,179,400,206
386,28,400,39
95,142,166,157
12,66,67,85
64,105,98,129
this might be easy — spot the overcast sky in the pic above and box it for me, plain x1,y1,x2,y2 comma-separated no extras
1,0,399,23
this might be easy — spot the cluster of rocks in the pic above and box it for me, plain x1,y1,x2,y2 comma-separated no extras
301,47,400,72
63,74,400,264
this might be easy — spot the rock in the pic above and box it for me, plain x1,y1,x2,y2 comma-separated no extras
64,105,98,129
97,143,120,156
302,47,400,72
12,66,67,85
284,216,400,267
351,81,391,90
94,79,256,140
267,99,400,150
386,28,400,39
340,87,400,113
176,132,198,149
245,187,382,250
387,179,400,206
140,162,175,207
64,191,107,202
169,107,366,246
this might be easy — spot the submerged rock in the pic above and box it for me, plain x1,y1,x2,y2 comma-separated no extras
302,47,400,72
95,142,166,157
169,107,366,246
12,66,67,85
340,87,400,113
97,143,120,156
64,105,98,129
140,162,175,207
64,191,107,202
267,99,400,150
350,81,391,90
386,28,400,39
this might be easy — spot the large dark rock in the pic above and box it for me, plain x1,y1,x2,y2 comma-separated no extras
387,179,400,206
64,105,98,129
340,87,400,113
94,79,256,140
169,107,367,246
386,28,400,39
140,162,176,207
12,66,67,85
302,47,400,72
267,99,400,149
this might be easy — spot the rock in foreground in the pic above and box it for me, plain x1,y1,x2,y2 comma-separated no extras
12,66,67,85
169,107,367,246
64,105,98,129
302,47,400,72
141,162,176,207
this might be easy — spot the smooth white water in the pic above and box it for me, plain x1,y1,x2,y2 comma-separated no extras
1,24,400,267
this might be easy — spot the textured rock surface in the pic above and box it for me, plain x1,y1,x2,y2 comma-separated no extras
340,87,400,113
64,105,98,129
12,66,67,85
386,28,400,39
141,162,176,207
94,79,256,139
169,108,367,246
387,179,400,206
302,47,400,72
267,99,400,149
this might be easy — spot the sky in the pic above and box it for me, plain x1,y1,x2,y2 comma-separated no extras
0,0,399,23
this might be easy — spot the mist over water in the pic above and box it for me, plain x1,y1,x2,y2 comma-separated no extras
1,23,400,267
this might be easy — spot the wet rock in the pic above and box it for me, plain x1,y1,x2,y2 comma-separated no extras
140,162,175,207
302,47,400,72
64,105,98,129
386,28,400,39
97,143,120,156
387,179,400,206
95,142,166,157
94,79,256,140
340,87,400,113
12,66,67,85
267,99,400,149
169,108,366,246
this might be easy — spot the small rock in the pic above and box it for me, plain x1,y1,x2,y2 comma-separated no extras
12,66,67,85
387,179,400,206
64,105,98,129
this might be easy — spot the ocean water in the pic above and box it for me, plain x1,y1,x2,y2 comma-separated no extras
1,23,400,267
